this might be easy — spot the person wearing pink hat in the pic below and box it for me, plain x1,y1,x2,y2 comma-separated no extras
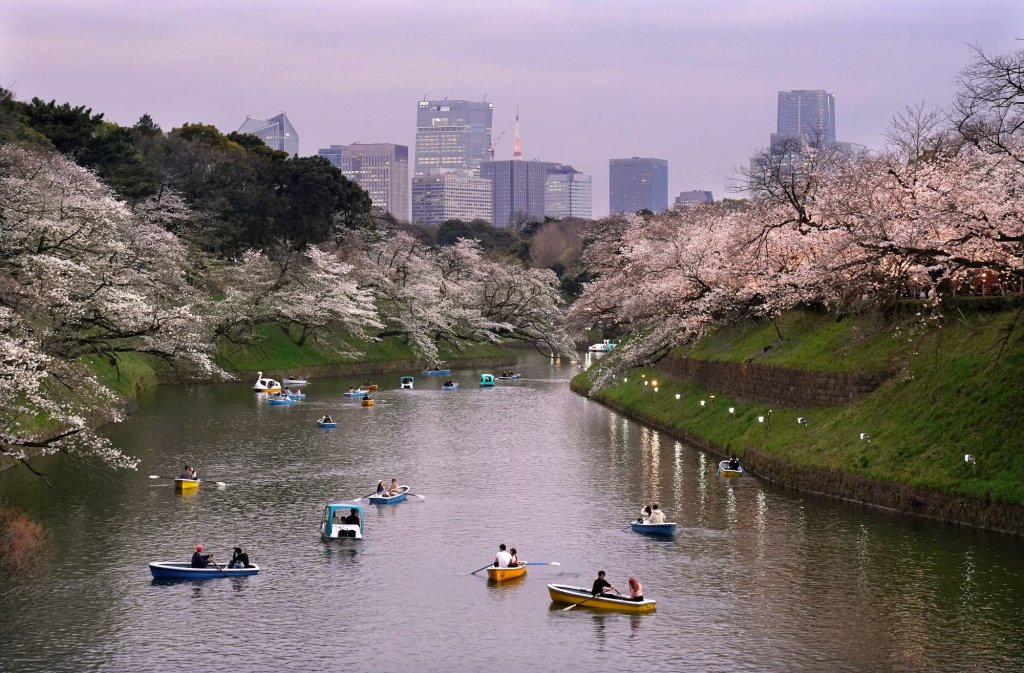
190,544,212,568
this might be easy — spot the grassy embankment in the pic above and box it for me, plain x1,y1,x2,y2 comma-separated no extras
575,306,1024,505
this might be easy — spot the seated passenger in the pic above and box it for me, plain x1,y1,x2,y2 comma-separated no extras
648,504,667,524
343,509,360,526
230,546,251,568
729,455,740,470
386,478,400,495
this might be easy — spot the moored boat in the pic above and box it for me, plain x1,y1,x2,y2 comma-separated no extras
149,561,260,580
369,485,409,504
321,502,364,539
479,374,495,387
487,563,527,582
174,478,200,491
547,584,656,613
282,378,309,386
718,460,745,478
400,376,415,389
629,521,678,537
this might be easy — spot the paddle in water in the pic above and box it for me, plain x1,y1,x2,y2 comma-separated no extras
149,475,228,487
524,561,561,566
468,563,495,575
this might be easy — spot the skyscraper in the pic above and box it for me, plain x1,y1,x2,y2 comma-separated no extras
318,143,410,222
237,113,299,156
415,99,493,176
609,158,668,214
545,167,593,220
411,171,492,225
770,90,836,149
481,159,556,227
674,190,714,208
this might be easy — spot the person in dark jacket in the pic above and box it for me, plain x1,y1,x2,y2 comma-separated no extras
191,544,212,568
591,570,618,596
229,547,250,568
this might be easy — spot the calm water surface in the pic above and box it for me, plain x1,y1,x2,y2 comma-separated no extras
1,353,1023,673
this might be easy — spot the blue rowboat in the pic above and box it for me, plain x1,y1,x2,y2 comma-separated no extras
284,393,305,400
442,383,458,391
424,368,450,376
629,521,678,537
267,397,296,405
479,374,495,387
496,374,521,380
343,389,370,397
317,421,337,429
148,561,260,580
369,485,410,504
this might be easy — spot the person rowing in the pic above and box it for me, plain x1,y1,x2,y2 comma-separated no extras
386,478,400,496
494,543,512,568
191,544,212,568
179,465,197,480
647,504,666,524
591,570,619,596
319,414,334,424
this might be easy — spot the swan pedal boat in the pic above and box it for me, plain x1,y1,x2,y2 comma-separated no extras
317,421,337,429
630,521,678,537
174,478,200,491
369,485,410,504
718,460,745,478
148,561,260,580
253,371,282,393
547,584,656,613
487,563,527,582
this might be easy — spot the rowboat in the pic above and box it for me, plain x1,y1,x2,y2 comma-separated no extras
282,378,308,386
629,521,678,537
343,389,370,397
149,561,260,580
253,371,282,393
174,478,200,491
424,368,450,376
718,460,745,478
588,340,616,352
496,374,521,380
400,376,415,389
317,421,337,429
321,502,364,539
369,484,409,504
479,374,495,387
267,397,296,405
547,584,656,614
361,399,375,407
442,382,458,391
283,392,305,400
487,563,527,582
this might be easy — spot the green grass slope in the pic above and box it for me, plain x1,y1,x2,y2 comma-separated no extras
577,309,1024,505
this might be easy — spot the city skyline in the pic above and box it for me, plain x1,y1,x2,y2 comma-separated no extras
1,1,1020,217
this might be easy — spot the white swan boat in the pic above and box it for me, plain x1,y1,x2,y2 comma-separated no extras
253,371,282,393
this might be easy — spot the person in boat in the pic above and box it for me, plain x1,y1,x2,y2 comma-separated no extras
191,544,212,568
444,380,454,387
648,504,667,524
319,414,333,424
376,480,386,495
386,478,400,496
363,378,372,386
628,577,644,602
591,570,618,596
179,465,197,480
347,387,356,393
638,505,652,523
494,543,512,568
729,454,740,470
284,387,293,394
229,547,251,569
343,509,360,526
509,547,520,566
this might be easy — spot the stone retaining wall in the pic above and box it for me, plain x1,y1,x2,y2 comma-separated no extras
655,355,891,407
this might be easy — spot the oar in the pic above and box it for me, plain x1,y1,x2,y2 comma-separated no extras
524,561,561,567
352,490,377,503
207,557,229,578
468,563,495,575
563,589,619,611
148,475,228,487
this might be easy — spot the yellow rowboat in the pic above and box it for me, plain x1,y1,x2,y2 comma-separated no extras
486,563,527,582
361,399,375,407
174,478,200,491
365,384,379,392
547,584,656,614
718,460,745,478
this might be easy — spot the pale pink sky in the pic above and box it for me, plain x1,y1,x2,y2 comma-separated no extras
2,0,1021,216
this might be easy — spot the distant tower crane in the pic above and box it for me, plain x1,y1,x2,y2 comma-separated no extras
513,106,522,158
488,130,506,160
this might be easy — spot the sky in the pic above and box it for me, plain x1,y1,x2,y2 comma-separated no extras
2,0,1022,217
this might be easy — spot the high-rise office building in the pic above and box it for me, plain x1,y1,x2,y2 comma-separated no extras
609,158,668,214
770,90,836,149
411,170,492,225
674,190,714,208
481,159,557,227
545,167,592,220
415,99,493,176
318,143,410,222
237,113,299,156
